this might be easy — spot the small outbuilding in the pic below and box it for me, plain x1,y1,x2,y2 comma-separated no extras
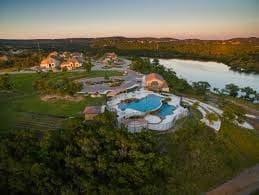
144,73,169,92
83,105,106,120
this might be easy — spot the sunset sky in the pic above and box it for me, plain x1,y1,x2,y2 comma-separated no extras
0,0,258,39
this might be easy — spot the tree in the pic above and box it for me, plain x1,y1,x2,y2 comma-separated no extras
213,87,220,94
206,113,218,124
152,58,159,65
256,93,259,102
192,81,211,95
0,112,170,194
241,86,256,101
0,74,12,90
223,103,245,123
83,58,93,72
224,83,239,97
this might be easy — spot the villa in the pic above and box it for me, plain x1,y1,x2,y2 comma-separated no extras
102,52,120,64
40,57,60,70
83,105,106,120
61,58,82,70
48,51,58,57
144,73,169,92
0,54,8,61
71,52,83,58
60,51,70,58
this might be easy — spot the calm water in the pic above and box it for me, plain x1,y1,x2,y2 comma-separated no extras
118,94,162,112
159,59,259,92
157,103,176,118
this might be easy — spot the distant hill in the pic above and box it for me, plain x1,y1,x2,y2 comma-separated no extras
0,37,258,72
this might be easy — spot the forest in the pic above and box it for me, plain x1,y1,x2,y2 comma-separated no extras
0,37,258,72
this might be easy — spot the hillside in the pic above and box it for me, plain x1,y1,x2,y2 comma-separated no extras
0,37,259,72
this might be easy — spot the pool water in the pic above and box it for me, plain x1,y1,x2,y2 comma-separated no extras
118,94,162,112
158,103,176,118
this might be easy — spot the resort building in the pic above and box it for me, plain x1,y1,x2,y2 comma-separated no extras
83,105,106,120
0,54,8,61
61,58,82,70
107,90,188,132
60,51,70,58
144,73,169,92
71,52,83,58
48,51,58,57
40,57,60,70
102,52,120,64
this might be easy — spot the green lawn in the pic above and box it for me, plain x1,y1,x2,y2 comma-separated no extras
0,71,120,131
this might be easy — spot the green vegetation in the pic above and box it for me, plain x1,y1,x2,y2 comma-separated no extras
206,112,218,123
0,50,42,70
2,37,258,72
241,86,257,101
192,81,211,95
223,103,245,123
0,112,169,194
83,57,93,72
33,77,83,95
224,83,240,97
91,37,259,72
1,110,259,194
0,71,121,131
0,74,12,90
163,119,259,194
130,57,192,93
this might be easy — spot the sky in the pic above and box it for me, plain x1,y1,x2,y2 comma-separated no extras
0,0,258,39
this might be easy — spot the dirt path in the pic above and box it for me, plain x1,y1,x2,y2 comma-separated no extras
206,164,259,195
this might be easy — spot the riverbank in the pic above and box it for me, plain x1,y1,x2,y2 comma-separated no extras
159,58,259,93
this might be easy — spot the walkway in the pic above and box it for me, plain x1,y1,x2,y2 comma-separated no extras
206,164,259,195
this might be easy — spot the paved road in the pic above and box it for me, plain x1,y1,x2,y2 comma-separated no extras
206,164,259,195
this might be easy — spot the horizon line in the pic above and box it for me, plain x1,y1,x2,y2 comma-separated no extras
0,36,258,41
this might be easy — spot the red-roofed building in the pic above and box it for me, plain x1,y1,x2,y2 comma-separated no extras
83,105,105,120
61,58,82,70
144,73,169,92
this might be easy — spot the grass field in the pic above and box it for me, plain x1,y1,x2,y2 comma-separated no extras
0,71,121,131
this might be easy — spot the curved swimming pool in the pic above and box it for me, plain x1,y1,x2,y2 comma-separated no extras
118,94,162,112
158,103,176,118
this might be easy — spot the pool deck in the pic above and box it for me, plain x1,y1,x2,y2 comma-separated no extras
107,90,188,131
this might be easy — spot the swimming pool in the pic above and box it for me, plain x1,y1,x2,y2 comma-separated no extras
118,94,162,112
157,103,176,118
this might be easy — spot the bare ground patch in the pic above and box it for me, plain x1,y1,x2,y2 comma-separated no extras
41,95,84,102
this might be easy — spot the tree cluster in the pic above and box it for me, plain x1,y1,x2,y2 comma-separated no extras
0,112,169,194
33,76,82,96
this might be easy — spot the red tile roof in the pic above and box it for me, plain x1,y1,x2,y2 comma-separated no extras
83,106,104,114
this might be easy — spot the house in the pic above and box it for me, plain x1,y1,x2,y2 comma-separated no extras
40,57,60,70
48,51,58,57
83,105,105,120
60,58,82,70
0,54,8,61
71,52,83,58
102,52,119,64
60,51,70,58
144,73,169,92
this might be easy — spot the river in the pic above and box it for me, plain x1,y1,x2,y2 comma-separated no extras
159,59,259,92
